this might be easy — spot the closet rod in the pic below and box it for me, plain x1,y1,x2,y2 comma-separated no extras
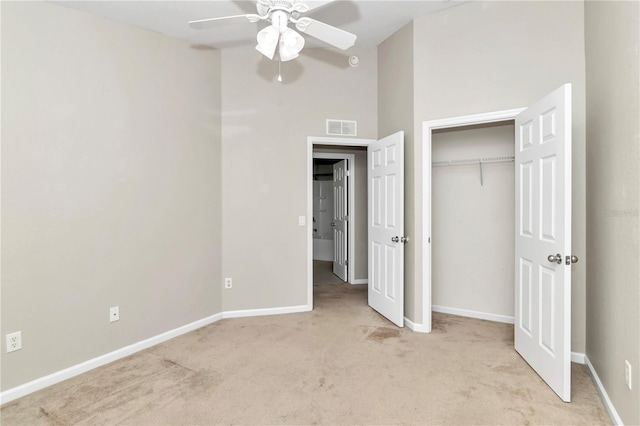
431,155,515,167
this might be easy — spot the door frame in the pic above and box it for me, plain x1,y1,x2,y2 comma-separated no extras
313,152,355,281
307,136,374,308
421,108,526,333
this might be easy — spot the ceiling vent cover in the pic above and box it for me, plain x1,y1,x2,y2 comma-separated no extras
326,119,357,136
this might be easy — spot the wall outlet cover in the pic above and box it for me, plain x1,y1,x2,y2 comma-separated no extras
110,306,120,323
6,331,22,353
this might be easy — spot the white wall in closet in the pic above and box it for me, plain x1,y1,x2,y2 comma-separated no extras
431,122,515,320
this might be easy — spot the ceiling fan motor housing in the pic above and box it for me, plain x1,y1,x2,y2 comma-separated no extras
257,1,302,17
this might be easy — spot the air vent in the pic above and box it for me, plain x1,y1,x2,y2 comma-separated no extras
326,119,357,136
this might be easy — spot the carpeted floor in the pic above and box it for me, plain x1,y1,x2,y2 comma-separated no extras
1,261,609,425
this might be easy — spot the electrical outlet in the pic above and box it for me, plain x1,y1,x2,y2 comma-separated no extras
6,331,22,353
224,277,233,289
110,306,120,323
625,360,632,390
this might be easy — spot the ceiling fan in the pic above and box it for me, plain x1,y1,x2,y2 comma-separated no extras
188,0,357,62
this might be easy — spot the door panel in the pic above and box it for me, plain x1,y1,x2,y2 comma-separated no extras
368,132,404,327
332,160,348,282
515,84,572,402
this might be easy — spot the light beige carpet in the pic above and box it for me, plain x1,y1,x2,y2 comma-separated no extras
1,263,609,425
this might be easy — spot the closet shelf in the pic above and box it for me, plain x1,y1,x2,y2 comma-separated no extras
432,155,514,186
432,155,515,167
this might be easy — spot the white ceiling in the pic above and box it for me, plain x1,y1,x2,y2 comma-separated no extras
53,0,465,50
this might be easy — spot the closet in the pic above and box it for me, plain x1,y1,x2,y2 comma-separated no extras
431,121,516,322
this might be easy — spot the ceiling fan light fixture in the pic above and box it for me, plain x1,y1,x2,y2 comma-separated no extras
190,0,359,66
279,48,299,62
256,25,280,60
279,28,305,61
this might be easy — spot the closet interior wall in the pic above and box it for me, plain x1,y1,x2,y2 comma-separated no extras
431,122,516,320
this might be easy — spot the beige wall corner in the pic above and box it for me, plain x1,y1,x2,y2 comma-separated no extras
377,23,417,322
1,2,223,391
220,47,377,312
585,1,640,424
412,0,587,351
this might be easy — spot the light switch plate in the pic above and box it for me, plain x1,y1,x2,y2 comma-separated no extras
298,216,305,226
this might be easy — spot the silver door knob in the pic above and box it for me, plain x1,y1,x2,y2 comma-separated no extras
566,255,579,265
330,222,335,227
391,236,400,243
400,237,409,243
547,253,562,264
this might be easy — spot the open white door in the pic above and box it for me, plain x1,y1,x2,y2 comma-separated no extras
515,84,573,402
332,160,348,282
368,132,405,327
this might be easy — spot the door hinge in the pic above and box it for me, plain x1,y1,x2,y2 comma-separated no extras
345,170,350,177
345,260,349,266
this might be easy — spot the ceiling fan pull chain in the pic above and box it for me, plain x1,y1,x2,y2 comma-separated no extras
278,57,283,82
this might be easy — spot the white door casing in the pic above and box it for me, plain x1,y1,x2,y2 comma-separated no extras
515,84,572,402
333,160,348,282
368,131,405,327
422,108,526,334
307,138,373,308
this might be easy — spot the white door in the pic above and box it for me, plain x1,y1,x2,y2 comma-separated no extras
332,160,348,282
515,84,573,402
368,132,405,327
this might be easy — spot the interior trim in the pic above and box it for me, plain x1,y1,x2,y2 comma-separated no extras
432,304,515,325
422,108,527,334
0,304,311,405
585,356,623,425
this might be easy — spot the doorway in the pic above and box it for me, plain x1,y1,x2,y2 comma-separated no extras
306,132,406,327
422,84,574,402
312,154,355,282
421,108,526,332
311,148,367,287
306,137,372,309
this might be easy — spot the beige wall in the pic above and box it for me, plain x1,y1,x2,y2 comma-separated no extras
377,23,416,319
313,147,368,280
432,123,515,318
0,2,222,391
220,47,377,311
411,1,587,352
585,1,640,424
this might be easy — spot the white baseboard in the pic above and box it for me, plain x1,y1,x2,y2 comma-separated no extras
585,356,623,425
432,305,515,324
0,304,312,405
404,316,431,333
429,308,587,365
349,279,368,285
0,312,224,405
571,352,586,365
222,304,311,319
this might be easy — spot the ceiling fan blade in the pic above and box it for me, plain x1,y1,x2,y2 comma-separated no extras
295,18,356,50
304,0,336,13
188,14,261,30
